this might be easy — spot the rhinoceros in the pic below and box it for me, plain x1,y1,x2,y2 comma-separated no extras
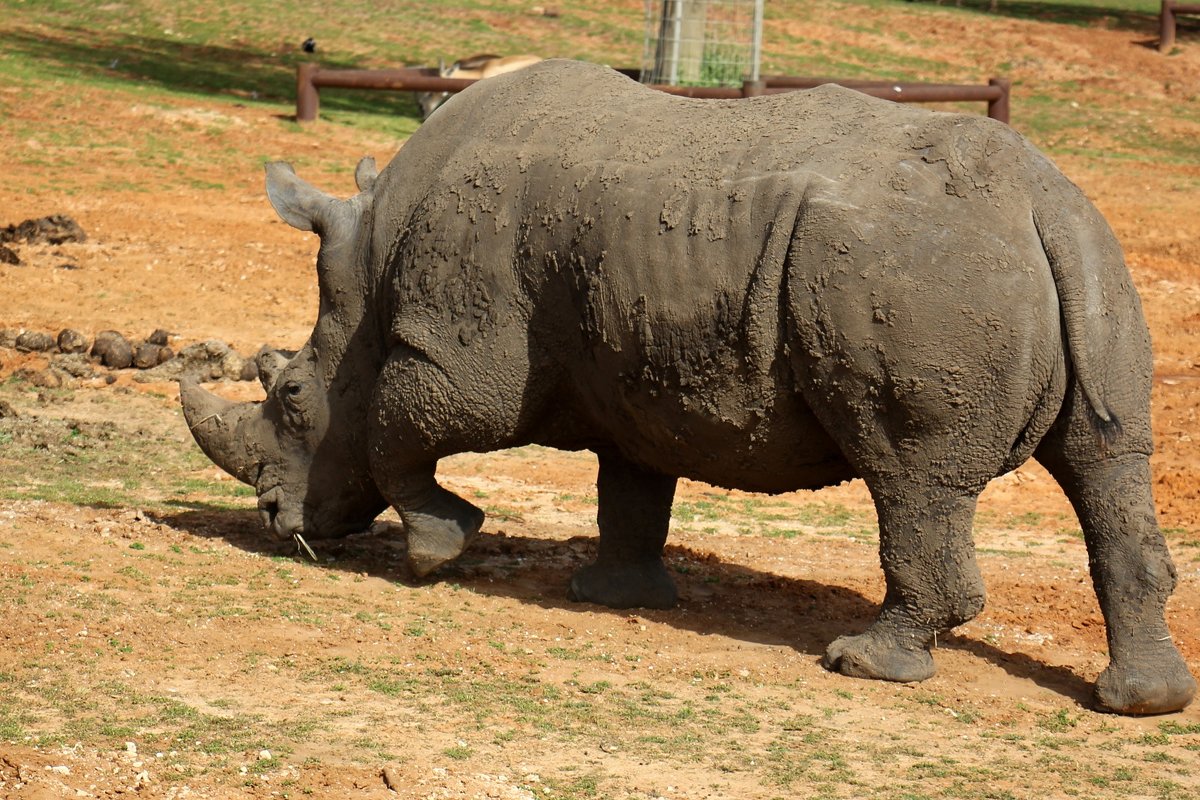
181,59,1195,714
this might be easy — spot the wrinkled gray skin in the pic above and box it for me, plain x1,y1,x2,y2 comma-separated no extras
182,60,1195,715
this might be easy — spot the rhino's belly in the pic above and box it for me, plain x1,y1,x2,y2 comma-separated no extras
581,375,854,493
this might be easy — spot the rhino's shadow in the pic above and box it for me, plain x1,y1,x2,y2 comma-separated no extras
161,507,1094,707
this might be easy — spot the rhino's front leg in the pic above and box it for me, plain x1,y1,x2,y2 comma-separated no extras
823,487,985,683
568,447,679,610
369,351,485,578
375,464,484,578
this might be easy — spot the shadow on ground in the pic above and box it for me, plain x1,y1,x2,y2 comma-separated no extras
161,506,1097,708
903,0,1161,32
3,25,422,118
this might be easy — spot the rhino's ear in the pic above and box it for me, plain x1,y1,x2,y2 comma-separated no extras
264,161,343,233
354,157,378,193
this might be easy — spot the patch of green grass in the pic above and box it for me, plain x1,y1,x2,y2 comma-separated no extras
443,744,473,760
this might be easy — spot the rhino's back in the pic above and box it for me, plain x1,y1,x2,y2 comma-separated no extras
376,60,1056,492
381,58,1039,335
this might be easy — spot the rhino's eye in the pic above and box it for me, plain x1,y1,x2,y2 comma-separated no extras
281,381,304,407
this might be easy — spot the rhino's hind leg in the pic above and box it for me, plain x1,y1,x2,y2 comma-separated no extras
823,487,985,683
1038,445,1196,714
568,448,678,610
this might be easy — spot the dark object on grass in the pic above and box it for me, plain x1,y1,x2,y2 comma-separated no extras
302,37,316,53
0,214,86,246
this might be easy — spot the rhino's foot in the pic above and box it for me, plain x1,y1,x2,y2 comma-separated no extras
1095,647,1196,715
822,629,935,683
403,489,485,578
568,560,678,610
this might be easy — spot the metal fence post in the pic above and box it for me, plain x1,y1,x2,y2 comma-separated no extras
1160,0,1177,52
988,77,1011,124
297,63,320,122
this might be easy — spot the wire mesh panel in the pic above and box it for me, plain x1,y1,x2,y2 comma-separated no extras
639,0,764,87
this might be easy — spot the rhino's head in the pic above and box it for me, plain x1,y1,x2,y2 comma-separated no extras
181,158,388,542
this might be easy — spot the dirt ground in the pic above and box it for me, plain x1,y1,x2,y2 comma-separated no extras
2,5,1200,800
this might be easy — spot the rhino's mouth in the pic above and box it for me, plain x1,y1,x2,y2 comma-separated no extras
257,484,379,543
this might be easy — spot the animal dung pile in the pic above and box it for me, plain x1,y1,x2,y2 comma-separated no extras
0,215,87,266
0,326,262,387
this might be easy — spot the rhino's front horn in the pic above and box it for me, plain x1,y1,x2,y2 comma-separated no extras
180,377,259,486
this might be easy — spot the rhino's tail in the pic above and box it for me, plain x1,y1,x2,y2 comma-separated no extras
1031,182,1123,439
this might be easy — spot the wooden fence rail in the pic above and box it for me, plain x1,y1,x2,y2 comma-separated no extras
296,62,1011,125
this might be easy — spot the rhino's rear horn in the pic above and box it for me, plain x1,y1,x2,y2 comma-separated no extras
255,346,297,393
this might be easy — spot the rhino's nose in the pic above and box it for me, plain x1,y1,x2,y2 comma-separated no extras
257,487,296,538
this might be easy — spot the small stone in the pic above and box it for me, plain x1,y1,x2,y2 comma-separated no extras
0,244,18,265
258,749,272,760
381,765,403,792
15,330,55,352
157,345,173,364
0,329,18,348
92,330,133,369
146,328,170,346
57,328,89,354
125,741,137,756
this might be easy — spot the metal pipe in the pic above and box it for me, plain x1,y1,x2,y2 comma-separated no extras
988,77,1011,124
668,0,682,86
297,62,320,122
750,0,764,83
741,79,765,98
295,65,1012,126
312,69,474,92
762,83,1002,101
1161,0,1176,52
